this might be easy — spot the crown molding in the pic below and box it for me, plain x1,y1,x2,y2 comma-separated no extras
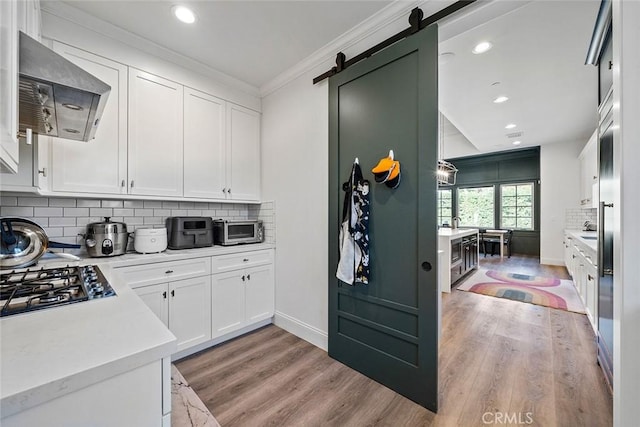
40,0,261,98
259,0,426,97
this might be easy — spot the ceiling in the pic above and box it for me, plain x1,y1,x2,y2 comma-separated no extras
56,0,391,88
439,0,600,154
52,1,600,155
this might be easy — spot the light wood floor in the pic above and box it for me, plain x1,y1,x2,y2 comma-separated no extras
176,256,612,427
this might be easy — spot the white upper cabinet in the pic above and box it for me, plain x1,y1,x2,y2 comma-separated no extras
50,43,128,194
128,68,184,197
1,0,20,173
183,87,226,199
227,103,261,201
0,0,40,174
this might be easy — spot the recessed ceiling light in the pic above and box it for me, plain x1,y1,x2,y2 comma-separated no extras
493,96,509,104
512,140,522,145
505,123,517,129
472,41,493,54
172,5,196,24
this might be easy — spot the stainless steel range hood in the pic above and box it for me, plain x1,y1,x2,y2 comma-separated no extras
19,32,111,142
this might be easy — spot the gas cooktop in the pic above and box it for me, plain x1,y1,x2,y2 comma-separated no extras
0,265,116,317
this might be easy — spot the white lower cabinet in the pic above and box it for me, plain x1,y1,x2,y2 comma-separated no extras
211,249,275,338
564,232,598,333
132,276,212,353
121,249,274,356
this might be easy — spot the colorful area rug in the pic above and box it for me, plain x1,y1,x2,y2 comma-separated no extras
457,269,585,314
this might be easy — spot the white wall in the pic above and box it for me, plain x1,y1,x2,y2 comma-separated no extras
261,69,330,349
539,140,582,265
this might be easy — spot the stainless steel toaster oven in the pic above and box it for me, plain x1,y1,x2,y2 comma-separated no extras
213,220,264,246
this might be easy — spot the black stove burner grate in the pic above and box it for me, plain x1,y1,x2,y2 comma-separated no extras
0,265,115,317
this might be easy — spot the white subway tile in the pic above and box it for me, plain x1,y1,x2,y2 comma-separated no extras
63,226,86,237
201,210,216,216
29,217,48,227
65,208,90,217
1,196,18,206
123,200,144,208
171,209,187,216
134,208,154,216
162,201,180,209
208,203,222,210
113,208,135,217
18,197,49,206
77,199,101,208
216,209,229,216
193,202,209,209
44,227,63,237
143,216,163,225
49,217,76,226
179,202,195,209
49,198,77,207
90,208,113,217
102,200,123,208
1,206,34,216
144,200,163,208
153,209,170,217
186,210,202,216
124,216,144,225
34,207,63,217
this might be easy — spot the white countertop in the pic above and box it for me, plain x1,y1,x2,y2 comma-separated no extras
438,228,479,239
0,265,177,418
565,229,598,253
0,242,276,417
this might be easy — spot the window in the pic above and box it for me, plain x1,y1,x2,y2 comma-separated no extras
501,183,534,230
457,186,495,228
437,189,452,226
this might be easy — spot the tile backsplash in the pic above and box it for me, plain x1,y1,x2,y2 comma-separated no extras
565,208,597,230
0,194,275,255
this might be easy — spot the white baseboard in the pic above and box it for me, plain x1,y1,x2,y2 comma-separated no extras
540,257,565,266
274,311,328,351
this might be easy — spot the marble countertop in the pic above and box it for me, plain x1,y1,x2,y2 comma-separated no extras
565,229,598,253
438,228,479,240
0,263,177,418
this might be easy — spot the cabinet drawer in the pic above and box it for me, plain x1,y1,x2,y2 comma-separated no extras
117,257,211,288
211,249,273,273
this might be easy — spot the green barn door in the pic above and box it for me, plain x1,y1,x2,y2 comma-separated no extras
328,24,439,411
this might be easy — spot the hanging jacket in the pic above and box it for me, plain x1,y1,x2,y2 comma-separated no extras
336,162,370,285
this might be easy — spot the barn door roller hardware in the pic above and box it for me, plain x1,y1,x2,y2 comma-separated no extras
313,1,477,84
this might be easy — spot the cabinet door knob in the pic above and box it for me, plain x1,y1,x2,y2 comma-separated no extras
171,290,175,297
241,275,246,282
243,258,249,262
228,188,231,194
165,270,174,274
38,168,47,177
121,180,125,187
223,188,227,193
247,274,251,280
163,291,167,299
130,180,134,188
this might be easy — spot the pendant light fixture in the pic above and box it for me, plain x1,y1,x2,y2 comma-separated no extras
437,113,458,186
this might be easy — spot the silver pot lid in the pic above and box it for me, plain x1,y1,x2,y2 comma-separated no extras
86,217,128,234
0,218,48,269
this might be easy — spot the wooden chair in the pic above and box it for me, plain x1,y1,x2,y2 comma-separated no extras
484,229,514,257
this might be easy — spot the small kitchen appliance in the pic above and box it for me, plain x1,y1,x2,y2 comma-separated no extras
213,219,264,246
83,217,130,257
166,217,214,249
0,264,116,317
134,227,168,254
